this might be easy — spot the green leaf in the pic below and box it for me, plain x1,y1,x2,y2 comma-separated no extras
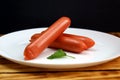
47,49,75,59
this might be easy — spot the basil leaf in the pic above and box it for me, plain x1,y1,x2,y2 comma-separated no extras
47,49,75,59
47,49,66,59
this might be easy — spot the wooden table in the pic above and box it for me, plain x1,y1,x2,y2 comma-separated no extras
0,32,120,80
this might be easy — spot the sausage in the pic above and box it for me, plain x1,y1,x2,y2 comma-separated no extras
49,35,87,53
63,33,95,49
30,33,95,49
30,33,87,52
24,16,71,60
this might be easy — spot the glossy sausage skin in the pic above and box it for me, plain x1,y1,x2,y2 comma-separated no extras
24,17,71,60
63,33,95,49
49,35,87,53
30,33,95,50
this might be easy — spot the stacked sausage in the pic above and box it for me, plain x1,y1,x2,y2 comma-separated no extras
24,17,95,60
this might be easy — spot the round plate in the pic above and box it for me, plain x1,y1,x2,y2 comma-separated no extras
0,28,120,69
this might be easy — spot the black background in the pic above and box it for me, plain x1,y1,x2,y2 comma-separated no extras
0,0,120,33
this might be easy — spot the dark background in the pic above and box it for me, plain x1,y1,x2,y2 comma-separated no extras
0,0,120,34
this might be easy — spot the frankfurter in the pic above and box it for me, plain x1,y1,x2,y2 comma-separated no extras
24,16,71,60
63,33,95,49
30,33,95,49
49,35,87,53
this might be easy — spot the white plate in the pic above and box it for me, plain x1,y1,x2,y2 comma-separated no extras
0,28,120,69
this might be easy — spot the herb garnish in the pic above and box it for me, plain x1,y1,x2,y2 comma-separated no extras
47,49,75,59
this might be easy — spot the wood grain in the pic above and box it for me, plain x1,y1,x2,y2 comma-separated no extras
0,71,120,80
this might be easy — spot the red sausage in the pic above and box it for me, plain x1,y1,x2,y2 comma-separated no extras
24,17,71,60
49,35,87,53
63,33,95,49
30,33,95,49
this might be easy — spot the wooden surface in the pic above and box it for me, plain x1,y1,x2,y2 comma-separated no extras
0,32,120,80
